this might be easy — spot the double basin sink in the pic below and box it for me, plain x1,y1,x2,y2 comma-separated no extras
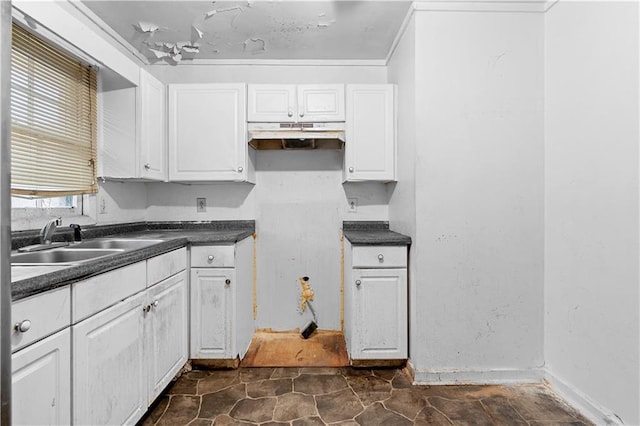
11,238,165,266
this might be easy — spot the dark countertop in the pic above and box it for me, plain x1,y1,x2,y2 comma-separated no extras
11,221,255,301
342,221,411,246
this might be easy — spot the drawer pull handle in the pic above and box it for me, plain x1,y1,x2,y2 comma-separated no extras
15,320,31,333
207,255,214,262
143,163,150,170
378,254,384,262
355,280,361,287
225,279,231,286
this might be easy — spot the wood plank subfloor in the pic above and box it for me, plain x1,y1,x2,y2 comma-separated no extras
240,329,349,367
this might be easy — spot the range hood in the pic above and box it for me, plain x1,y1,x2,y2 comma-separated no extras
248,122,345,150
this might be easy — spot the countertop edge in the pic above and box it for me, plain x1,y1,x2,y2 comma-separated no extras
12,226,255,301
342,225,412,246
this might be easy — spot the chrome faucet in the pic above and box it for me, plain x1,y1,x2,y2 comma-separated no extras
40,217,62,244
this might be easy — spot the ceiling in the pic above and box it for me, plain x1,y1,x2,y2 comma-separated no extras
81,1,412,63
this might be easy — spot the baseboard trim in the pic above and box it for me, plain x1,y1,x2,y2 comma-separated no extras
413,367,544,385
544,369,624,425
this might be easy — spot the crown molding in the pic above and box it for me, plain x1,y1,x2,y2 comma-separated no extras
149,58,388,67
67,0,149,66
412,1,550,13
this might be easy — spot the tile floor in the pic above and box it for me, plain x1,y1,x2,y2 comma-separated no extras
140,367,593,425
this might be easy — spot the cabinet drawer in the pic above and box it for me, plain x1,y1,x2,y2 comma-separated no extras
191,245,235,267
147,247,187,287
72,261,146,323
12,286,71,352
352,246,406,268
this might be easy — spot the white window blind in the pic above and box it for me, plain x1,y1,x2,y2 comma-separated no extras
11,23,97,197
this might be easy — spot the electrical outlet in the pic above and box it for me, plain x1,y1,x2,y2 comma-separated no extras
99,197,107,214
196,197,206,213
347,197,358,213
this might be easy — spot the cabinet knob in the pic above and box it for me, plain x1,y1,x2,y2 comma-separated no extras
153,300,159,308
378,254,384,262
287,111,293,117
299,112,304,118
143,305,151,313
355,280,361,287
14,320,31,333
143,163,150,170
225,278,231,286
237,166,244,173
207,255,214,262
348,167,354,173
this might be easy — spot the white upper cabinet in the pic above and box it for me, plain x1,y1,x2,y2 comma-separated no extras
297,85,345,122
247,85,296,122
138,69,166,180
248,84,345,122
99,68,167,181
168,83,254,182
344,84,396,182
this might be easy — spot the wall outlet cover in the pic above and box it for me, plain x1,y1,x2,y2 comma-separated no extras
99,197,107,215
197,197,206,213
347,197,358,213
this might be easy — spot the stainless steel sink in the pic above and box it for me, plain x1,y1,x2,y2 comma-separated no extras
73,238,164,250
11,249,124,266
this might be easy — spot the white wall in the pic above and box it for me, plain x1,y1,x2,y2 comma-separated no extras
387,16,418,363
401,10,545,382
544,2,639,424
145,64,389,330
89,181,148,225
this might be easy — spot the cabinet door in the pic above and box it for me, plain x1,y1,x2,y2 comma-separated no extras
190,268,235,358
146,271,188,403
73,292,146,426
351,268,407,359
168,84,249,181
138,69,166,180
297,84,345,122
12,329,71,426
248,84,296,122
99,79,137,178
344,85,396,182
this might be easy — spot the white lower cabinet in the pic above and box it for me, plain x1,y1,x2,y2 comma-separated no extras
350,269,407,359
190,237,254,360
12,328,71,426
146,271,189,403
344,241,408,361
73,291,147,426
11,286,72,426
191,268,235,358
72,248,188,425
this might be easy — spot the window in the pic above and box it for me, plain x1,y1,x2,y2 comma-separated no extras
10,23,98,198
11,195,77,209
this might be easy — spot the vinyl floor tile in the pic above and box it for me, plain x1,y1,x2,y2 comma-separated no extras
139,367,593,426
